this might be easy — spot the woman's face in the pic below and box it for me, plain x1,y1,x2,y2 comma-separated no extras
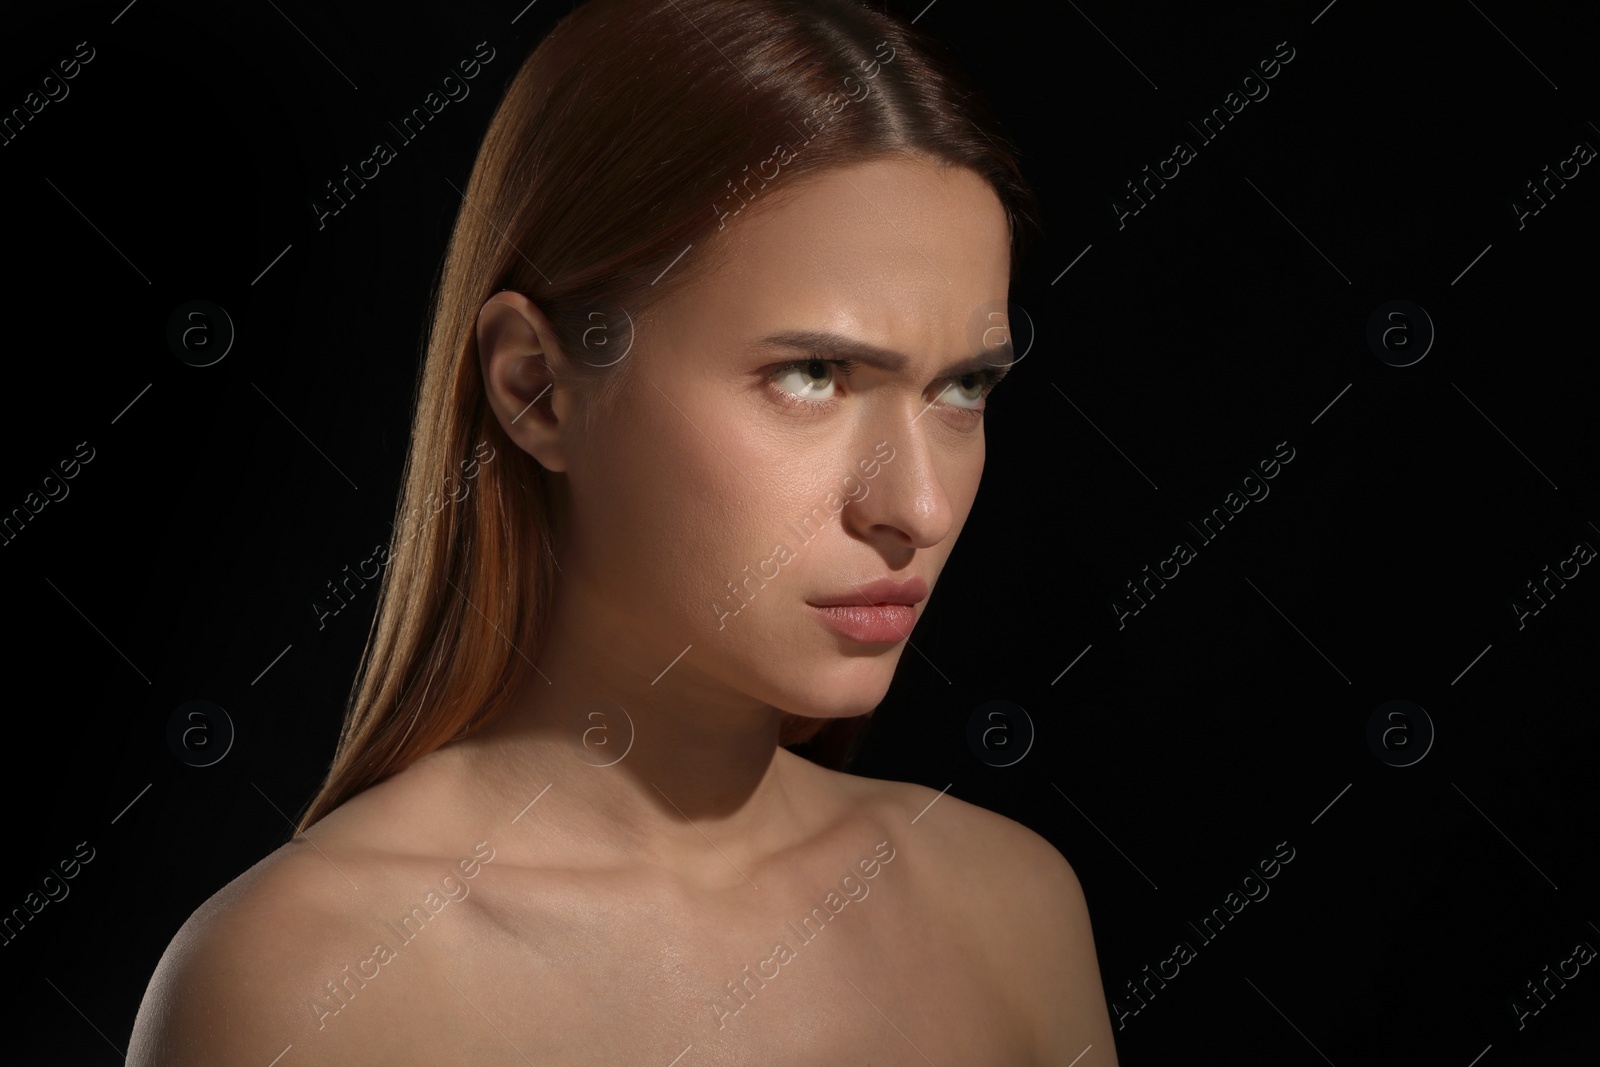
511,155,1013,721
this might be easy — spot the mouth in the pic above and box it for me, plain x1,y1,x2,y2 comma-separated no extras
808,575,928,608
805,576,927,644
807,603,917,644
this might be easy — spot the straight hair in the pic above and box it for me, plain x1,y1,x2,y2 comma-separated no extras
297,0,1040,832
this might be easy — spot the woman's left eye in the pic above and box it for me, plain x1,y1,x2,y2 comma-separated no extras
938,374,989,409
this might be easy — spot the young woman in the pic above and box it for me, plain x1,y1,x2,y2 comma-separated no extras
128,1,1118,1062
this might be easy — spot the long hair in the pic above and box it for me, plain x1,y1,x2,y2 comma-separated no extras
296,0,1040,832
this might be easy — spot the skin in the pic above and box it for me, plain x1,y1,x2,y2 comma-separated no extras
126,155,1120,1066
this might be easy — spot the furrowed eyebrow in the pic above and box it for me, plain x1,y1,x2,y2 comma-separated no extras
750,329,1016,380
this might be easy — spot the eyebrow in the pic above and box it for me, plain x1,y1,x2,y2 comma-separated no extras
750,329,1017,379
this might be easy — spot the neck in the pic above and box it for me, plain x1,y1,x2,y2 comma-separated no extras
450,577,814,886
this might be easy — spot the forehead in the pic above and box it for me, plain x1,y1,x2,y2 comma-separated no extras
654,156,1011,359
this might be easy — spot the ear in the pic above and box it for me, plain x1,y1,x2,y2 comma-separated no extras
477,291,579,472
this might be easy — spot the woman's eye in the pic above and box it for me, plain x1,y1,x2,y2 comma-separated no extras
939,374,987,409
771,358,843,400
768,357,996,417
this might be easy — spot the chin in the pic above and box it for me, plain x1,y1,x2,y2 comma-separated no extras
784,661,898,719
790,701,880,721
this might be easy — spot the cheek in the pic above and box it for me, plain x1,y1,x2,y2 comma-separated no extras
568,385,791,609
943,439,986,531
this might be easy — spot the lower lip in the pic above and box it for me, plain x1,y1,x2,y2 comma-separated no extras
808,603,917,644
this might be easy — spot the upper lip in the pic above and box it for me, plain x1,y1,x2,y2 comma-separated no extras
808,576,928,607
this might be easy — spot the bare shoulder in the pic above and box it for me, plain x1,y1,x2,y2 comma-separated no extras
126,840,350,1066
824,769,1075,887
824,769,1121,1065
127,748,509,1065
125,836,458,1067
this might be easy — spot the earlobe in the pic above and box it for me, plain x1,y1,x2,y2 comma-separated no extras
476,292,571,472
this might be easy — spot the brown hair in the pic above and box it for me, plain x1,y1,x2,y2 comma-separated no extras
296,0,1040,832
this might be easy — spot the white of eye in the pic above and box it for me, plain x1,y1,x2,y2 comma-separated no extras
938,376,986,409
773,360,839,400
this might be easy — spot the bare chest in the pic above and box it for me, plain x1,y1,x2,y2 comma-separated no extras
386,857,1037,1065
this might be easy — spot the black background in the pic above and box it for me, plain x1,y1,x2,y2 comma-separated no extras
1,0,1596,1062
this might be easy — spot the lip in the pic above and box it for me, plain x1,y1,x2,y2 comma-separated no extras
807,576,928,608
805,576,927,645
808,603,918,644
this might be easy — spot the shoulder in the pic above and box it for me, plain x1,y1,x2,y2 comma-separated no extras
824,770,1076,891
824,770,1120,1064
125,837,450,1067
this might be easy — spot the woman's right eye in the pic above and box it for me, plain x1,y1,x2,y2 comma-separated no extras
770,357,853,401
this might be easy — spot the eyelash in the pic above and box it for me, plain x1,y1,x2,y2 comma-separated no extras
766,356,1007,421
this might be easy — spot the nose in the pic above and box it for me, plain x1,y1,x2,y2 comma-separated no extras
840,419,956,554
